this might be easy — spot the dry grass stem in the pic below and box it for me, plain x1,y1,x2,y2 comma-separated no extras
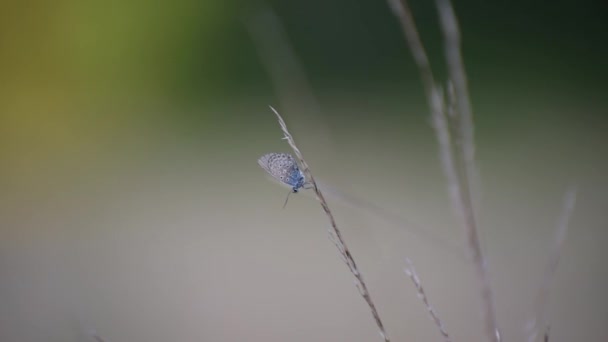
389,0,500,341
317,179,466,259
527,188,577,342
268,106,390,342
430,86,465,220
435,2,500,340
245,7,321,114
244,5,333,150
435,0,480,203
387,0,436,94
404,258,451,341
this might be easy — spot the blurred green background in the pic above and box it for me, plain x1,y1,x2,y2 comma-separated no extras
1,0,607,341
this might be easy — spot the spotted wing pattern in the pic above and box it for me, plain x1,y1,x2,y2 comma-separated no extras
258,153,304,190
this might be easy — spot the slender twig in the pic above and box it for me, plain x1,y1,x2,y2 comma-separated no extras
435,0,480,205
430,86,466,222
245,7,320,112
317,179,466,259
404,258,451,341
389,1,500,341
387,0,436,94
244,5,332,146
527,188,577,342
433,2,501,340
387,0,462,215
268,106,390,342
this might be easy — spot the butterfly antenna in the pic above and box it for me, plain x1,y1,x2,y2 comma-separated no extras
282,190,292,209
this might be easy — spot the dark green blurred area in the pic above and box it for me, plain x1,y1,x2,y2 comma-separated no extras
0,0,606,185
1,0,606,103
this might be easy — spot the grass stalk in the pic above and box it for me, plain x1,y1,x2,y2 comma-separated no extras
404,258,451,341
388,0,501,340
268,106,391,342
527,188,577,342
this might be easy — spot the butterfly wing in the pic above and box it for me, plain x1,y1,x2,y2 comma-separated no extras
257,153,274,175
258,153,300,187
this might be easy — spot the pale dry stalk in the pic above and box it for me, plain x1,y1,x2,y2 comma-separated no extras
388,0,501,341
404,258,451,342
268,106,390,342
527,188,577,342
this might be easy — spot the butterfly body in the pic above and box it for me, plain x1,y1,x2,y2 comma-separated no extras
258,153,306,193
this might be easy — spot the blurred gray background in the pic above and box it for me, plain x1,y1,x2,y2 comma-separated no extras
1,0,607,341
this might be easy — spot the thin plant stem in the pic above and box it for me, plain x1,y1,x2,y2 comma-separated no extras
244,5,332,147
434,2,499,341
317,179,466,259
527,188,577,342
404,258,451,342
435,0,480,205
389,0,501,341
268,106,391,342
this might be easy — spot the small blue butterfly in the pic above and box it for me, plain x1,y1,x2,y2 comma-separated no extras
258,153,309,207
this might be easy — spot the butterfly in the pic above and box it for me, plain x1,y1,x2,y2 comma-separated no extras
258,153,310,207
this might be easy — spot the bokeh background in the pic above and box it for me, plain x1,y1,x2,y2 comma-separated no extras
1,0,607,341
